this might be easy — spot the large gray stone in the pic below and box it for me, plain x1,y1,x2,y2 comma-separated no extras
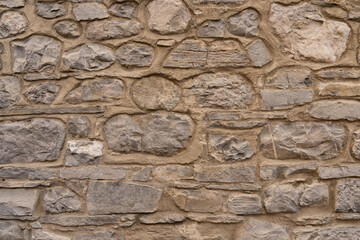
62,44,115,71
65,140,103,166
0,11,28,39
237,219,290,240
227,9,259,37
0,221,23,240
0,76,20,108
86,19,142,40
309,100,360,120
261,89,314,110
109,3,136,19
228,193,262,215
260,122,345,160
36,2,67,19
60,166,126,180
24,83,60,104
194,165,256,183
44,186,82,213
265,67,312,89
12,35,61,73
73,3,109,21
0,0,25,8
336,179,360,213
87,181,162,214
293,226,360,240
0,119,65,164
117,42,153,67
264,183,300,213
261,163,318,180
0,189,38,216
54,20,82,38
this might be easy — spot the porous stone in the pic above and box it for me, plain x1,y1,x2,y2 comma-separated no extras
207,40,249,67
0,221,23,240
0,119,65,164
36,2,67,19
299,183,329,207
198,20,225,38
228,193,262,215
73,3,109,21
67,116,89,138
32,230,69,240
0,11,28,39
65,79,124,104
12,35,61,73
140,212,186,224
261,89,314,110
0,189,38,216
65,140,103,166
24,83,60,104
0,0,25,8
40,216,120,226
183,73,254,109
87,181,162,214
86,19,142,40
194,165,256,183
237,219,290,240
131,76,181,110
227,9,259,37
0,167,58,180
60,166,126,180
320,165,360,179
269,3,350,62
309,100,360,120
153,165,193,182
0,76,20,108
73,231,117,240
260,122,346,160
147,0,191,34
293,226,360,240
62,44,115,71
116,43,154,67
264,183,300,213
54,20,81,38
265,67,312,89
109,3,136,18
208,134,255,162
336,179,360,213
44,186,82,213
247,39,272,67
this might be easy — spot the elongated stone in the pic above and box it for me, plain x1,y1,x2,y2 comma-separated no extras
194,165,256,183
309,100,360,120
237,219,290,240
293,226,360,240
73,3,109,21
0,76,20,108
87,19,142,40
60,166,126,180
319,165,360,179
36,2,67,19
261,89,314,110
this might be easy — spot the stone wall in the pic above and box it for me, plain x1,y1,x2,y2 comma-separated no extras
1,0,360,239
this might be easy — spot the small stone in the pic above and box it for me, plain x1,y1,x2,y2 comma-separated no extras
36,2,67,19
309,100,360,121
293,226,360,240
44,186,82,214
0,221,23,240
198,20,225,38
68,116,89,138
86,19,142,40
0,189,38,216
60,166,126,180
24,83,60,104
299,183,329,207
348,8,360,20
237,219,290,240
187,214,244,223
352,130,360,159
206,183,261,191
264,183,300,213
147,0,191,34
109,2,136,18
0,0,25,8
12,35,61,73
74,231,117,240
153,165,193,182
228,193,262,215
319,165,360,179
261,89,314,110
65,79,124,104
116,42,154,67
323,6,347,19
227,9,259,37
0,76,20,108
32,230,69,240
132,167,153,182
207,40,249,67
131,76,181,110
140,212,185,224
40,216,120,227
336,178,360,213
0,167,58,180
265,67,312,89
62,43,115,71
73,3,109,21
194,165,256,183
65,140,103,166
87,181,162,214
0,11,28,39
64,180,87,196
247,39,272,67
119,214,136,227
54,20,81,38
157,39,176,47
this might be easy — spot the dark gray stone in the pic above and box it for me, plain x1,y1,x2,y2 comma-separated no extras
44,186,82,214
24,83,60,104
227,9,259,37
198,20,225,38
60,166,126,180
109,3,136,18
228,193,262,215
261,89,314,110
0,11,28,39
54,20,81,38
36,2,67,19
86,19,142,40
0,167,58,180
116,43,153,67
0,189,38,216
0,76,20,108
67,116,89,138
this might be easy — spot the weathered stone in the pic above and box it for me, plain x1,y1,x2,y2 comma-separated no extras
183,73,254,109
0,76,20,108
227,9,258,37
206,183,261,191
309,100,360,121
24,83,60,104
269,3,350,62
0,106,102,116
336,179,360,213
337,213,360,220
293,226,360,240
261,163,318,180
157,39,176,47
171,189,224,213
228,193,262,215
264,183,300,213
237,219,290,240
247,40,272,67
318,82,360,97
261,89,314,110
40,216,120,226
193,0,245,3
12,35,61,73
208,134,255,162
299,183,329,207
67,116,89,138
140,212,185,224
73,3,109,21
0,167,58,180
87,19,142,40
0,119,65,164
132,76,181,110
105,112,194,156
0,221,23,240
119,214,136,227
348,8,360,20
265,67,312,89
0,0,24,8
315,67,360,79
207,40,249,67
116,43,154,67
65,140,103,166
294,215,331,226
65,79,124,104
60,166,126,180
147,0,191,34
0,189,38,216
73,231,117,240
187,214,244,223
207,120,267,129
62,43,115,71
319,165,360,179
352,129,360,159
36,2,67,19
132,167,153,182
109,3,136,18
260,122,345,160
0,11,27,39
54,20,81,38
198,20,225,38
23,73,65,81
194,165,256,183
44,186,82,214
64,180,87,196
87,181,162,214
153,165,193,182
32,230,69,240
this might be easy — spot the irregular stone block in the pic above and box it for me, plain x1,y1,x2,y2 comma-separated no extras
318,82,360,97
153,165,193,182
265,67,312,89
73,3,109,21
309,100,360,120
0,11,28,39
0,189,38,216
293,226,360,240
261,163,318,180
0,221,23,240
261,89,314,110
0,167,58,180
0,119,65,164
24,83,60,104
74,231,117,240
109,3,136,19
140,212,185,224
194,165,256,183
12,35,61,73
40,216,120,226
67,116,89,138
147,0,191,34
32,230,69,240
260,122,345,160
87,181,162,214
116,42,154,67
86,19,142,40
264,183,300,213
0,0,25,8
0,76,20,108
198,20,225,38
299,183,329,207
44,186,82,213
237,219,290,240
36,2,67,19
54,20,81,38
65,140,103,166
227,9,258,37
131,76,181,111
60,166,126,180
336,179,360,213
319,165,360,179
62,44,115,71
314,67,360,79
352,129,360,159
247,39,272,67
208,40,249,67
132,167,153,182
228,193,262,215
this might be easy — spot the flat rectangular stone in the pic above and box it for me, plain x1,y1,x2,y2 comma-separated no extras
207,120,267,129
0,167,58,180
205,183,261,191
309,100,360,121
261,163,318,180
337,213,360,220
293,226,360,240
40,216,120,226
194,165,256,183
261,89,314,110
0,106,103,116
187,213,244,223
318,82,360,97
23,73,67,81
0,189,38,216
319,165,360,179
60,167,126,180
315,67,360,79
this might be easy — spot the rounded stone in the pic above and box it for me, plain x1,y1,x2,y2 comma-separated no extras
132,76,181,111
116,43,154,67
54,20,81,38
0,11,28,39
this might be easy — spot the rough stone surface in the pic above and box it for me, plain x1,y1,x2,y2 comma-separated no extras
264,183,300,213
0,221,23,240
40,216,120,226
336,179,360,213
194,165,256,183
0,167,58,180
153,165,193,182
73,3,109,21
207,40,249,67
261,89,314,110
0,189,38,216
352,130,360,159
109,3,136,19
309,100,360,120
36,2,67,19
65,140,103,166
32,230,69,240
116,43,154,67
293,226,360,240
198,20,225,38
261,163,318,180
44,186,82,213
247,40,272,67
86,19,142,40
320,165,360,179
227,9,258,37
228,193,262,215
299,183,329,207
60,166,126,180
54,20,82,38
73,231,117,240
0,76,20,108
237,219,290,240
0,11,28,39
67,116,89,138
0,0,24,8
140,212,185,224
24,83,60,104
265,67,312,89
260,122,346,160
